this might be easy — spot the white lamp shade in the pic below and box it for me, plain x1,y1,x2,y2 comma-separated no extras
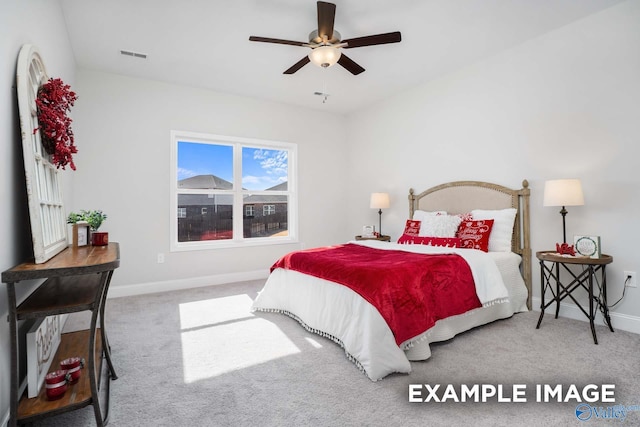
308,46,341,68
543,179,585,207
370,193,390,209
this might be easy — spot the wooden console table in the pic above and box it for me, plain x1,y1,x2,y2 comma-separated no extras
2,243,120,426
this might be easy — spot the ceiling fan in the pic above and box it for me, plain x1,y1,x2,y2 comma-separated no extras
249,1,401,75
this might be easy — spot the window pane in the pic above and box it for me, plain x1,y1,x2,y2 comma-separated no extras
177,194,233,241
243,196,288,238
242,147,288,191
178,142,233,189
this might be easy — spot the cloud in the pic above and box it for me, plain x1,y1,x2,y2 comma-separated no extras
253,149,288,177
177,167,198,180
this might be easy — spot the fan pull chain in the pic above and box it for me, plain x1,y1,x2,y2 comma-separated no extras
317,72,330,104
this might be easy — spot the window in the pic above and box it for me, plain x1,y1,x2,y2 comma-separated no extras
263,205,275,216
16,45,68,263
170,131,297,250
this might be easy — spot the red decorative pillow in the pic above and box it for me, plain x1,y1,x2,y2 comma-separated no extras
397,234,461,248
456,219,494,252
403,219,421,236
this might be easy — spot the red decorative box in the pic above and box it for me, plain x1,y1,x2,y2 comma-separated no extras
60,357,84,384
45,370,68,400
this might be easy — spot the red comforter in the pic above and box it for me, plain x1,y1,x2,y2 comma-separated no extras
271,243,482,345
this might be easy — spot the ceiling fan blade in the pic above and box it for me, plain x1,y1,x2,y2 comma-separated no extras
317,1,336,40
337,54,365,75
283,56,311,74
249,36,307,47
342,31,402,49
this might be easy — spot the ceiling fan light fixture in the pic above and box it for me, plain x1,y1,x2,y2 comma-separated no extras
308,46,341,68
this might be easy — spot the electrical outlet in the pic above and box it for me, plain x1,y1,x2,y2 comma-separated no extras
157,253,165,264
624,271,636,288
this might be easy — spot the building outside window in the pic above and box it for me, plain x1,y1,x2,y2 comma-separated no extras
170,131,297,250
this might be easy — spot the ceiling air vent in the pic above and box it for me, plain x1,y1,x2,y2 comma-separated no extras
120,49,147,59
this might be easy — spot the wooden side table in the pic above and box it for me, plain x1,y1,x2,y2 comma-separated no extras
535,250,613,344
355,235,391,242
2,243,120,426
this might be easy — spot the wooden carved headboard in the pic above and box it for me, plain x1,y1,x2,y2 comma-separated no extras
408,180,531,309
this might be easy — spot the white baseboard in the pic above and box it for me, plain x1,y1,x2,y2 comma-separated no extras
107,270,269,299
531,296,640,335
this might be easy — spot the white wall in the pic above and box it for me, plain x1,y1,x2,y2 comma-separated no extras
0,0,76,421
346,0,640,326
70,70,349,293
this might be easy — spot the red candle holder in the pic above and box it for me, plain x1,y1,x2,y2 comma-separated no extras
45,370,69,400
91,231,109,246
60,357,84,384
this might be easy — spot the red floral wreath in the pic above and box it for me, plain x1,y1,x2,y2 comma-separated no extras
33,78,78,170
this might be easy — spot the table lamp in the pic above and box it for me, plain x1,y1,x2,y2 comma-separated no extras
370,193,390,237
543,179,584,243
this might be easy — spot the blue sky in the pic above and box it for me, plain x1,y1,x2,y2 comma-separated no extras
177,141,288,191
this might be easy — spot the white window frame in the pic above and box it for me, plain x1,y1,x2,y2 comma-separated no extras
170,130,298,251
177,207,186,219
245,205,254,217
16,44,68,263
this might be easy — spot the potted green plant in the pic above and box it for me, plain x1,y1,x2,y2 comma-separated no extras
67,210,108,246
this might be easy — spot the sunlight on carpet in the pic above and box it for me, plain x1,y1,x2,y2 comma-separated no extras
304,337,323,348
179,294,300,383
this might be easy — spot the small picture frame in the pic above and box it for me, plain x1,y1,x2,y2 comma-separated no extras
574,235,601,258
72,221,90,247
362,225,375,238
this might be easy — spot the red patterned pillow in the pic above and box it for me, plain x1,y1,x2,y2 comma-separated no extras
397,234,461,248
456,219,494,252
403,219,421,236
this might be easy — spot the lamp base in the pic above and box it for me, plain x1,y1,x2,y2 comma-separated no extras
560,206,568,244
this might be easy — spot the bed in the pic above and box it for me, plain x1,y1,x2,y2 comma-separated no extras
252,180,532,381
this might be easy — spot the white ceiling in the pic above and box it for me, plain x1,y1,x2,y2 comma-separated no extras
60,0,624,114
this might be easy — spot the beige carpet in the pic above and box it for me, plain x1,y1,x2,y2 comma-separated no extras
33,279,640,427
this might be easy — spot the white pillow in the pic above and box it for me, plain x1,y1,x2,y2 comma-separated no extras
470,208,517,252
412,210,447,222
419,214,462,238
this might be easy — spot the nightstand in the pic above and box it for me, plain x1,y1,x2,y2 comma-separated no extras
355,235,391,242
535,250,614,344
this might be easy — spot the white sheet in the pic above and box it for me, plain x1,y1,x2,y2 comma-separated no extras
251,241,526,381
